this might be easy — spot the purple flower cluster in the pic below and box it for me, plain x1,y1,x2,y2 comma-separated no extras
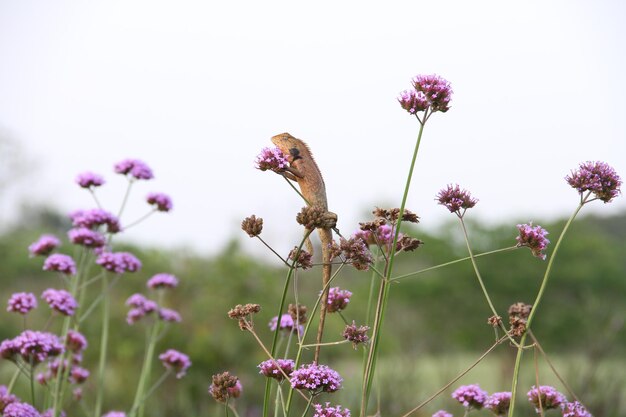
146,192,173,212
96,251,141,274
313,403,351,417
66,330,88,353
255,147,289,172
28,235,61,257
436,184,478,215
398,74,452,115
342,322,370,348
562,401,593,417
43,254,76,275
290,363,343,393
41,289,78,316
147,273,179,289
158,308,182,323
70,209,121,234
452,384,488,410
516,223,550,260
1,330,64,365
258,359,295,381
42,409,66,417
75,171,105,189
526,385,566,412
68,227,106,248
566,161,621,203
324,287,352,313
7,292,37,315
269,314,302,334
102,412,126,417
126,294,158,324
3,402,41,417
431,411,452,417
159,349,191,378
114,158,154,180
0,385,18,413
485,391,512,416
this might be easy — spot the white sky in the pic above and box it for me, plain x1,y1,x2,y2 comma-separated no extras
1,1,625,256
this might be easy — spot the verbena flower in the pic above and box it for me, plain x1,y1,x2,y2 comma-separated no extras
159,349,191,378
255,147,289,172
241,215,263,237
288,247,313,269
28,235,61,257
209,371,241,403
146,192,173,212
337,237,373,271
158,308,182,323
41,289,78,316
290,363,342,393
75,172,105,188
325,287,352,313
42,410,66,417
102,412,126,417
3,402,41,417
147,273,179,289
398,89,429,114
114,159,153,180
342,322,370,348
68,227,106,248
258,359,295,381
125,294,157,324
12,330,64,365
431,411,453,417
561,401,593,417
412,74,453,112
436,184,478,215
43,254,76,275
565,161,621,203
0,385,19,413
269,314,302,334
66,330,87,353
70,209,121,233
7,292,38,315
485,391,512,416
313,403,351,417
526,385,566,412
452,384,488,410
516,223,550,260
96,251,142,274
69,366,90,384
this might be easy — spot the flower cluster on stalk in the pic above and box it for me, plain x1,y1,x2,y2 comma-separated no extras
566,161,621,203
290,363,343,394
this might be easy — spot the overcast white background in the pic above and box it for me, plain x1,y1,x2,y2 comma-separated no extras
1,1,624,257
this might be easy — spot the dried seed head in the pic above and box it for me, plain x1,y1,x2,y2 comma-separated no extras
399,236,423,252
296,206,337,230
228,304,261,330
339,237,373,271
508,302,532,319
359,218,386,231
328,240,342,260
401,209,420,224
288,247,313,269
487,315,502,328
288,304,307,325
508,302,532,337
209,371,240,403
372,207,390,219
241,215,263,237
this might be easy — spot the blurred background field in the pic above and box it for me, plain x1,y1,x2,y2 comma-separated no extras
1,206,624,416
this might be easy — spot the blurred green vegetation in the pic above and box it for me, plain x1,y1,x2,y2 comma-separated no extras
0,206,624,416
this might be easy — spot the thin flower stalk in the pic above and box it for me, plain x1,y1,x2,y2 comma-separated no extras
507,199,585,417
94,274,110,417
361,117,425,416
130,320,163,417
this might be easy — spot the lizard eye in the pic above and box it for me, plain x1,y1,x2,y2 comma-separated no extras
289,148,302,161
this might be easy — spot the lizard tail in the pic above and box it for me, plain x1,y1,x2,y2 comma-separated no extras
314,229,333,364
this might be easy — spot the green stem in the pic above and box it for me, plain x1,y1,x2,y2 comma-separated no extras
128,369,172,416
123,209,157,230
360,117,426,417
507,201,585,417
130,320,162,417
263,231,312,417
390,246,517,281
94,274,110,417
300,395,314,417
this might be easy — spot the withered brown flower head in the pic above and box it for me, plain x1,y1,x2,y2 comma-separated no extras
401,209,420,223
342,321,370,349
288,247,313,269
372,207,390,219
487,315,502,327
508,302,532,337
296,206,337,230
359,218,386,231
241,215,263,237
372,207,419,224
398,236,423,252
339,237,373,271
209,371,240,403
228,303,261,330
288,303,307,325
328,240,342,260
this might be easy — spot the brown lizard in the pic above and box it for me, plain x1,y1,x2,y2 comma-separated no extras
271,132,337,363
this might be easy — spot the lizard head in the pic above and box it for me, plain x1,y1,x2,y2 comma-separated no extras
271,132,303,162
